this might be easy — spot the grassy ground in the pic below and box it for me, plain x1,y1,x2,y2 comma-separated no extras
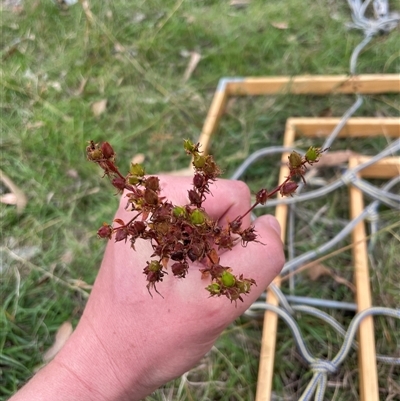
1,0,399,400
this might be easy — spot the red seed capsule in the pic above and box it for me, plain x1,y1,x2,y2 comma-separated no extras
97,223,112,239
280,181,298,197
101,142,115,159
256,188,268,204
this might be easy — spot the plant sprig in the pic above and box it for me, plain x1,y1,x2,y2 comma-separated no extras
87,140,324,303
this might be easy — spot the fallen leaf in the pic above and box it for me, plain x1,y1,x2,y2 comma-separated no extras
43,321,73,362
230,0,251,8
66,169,79,179
184,14,195,24
225,98,237,113
26,121,45,130
182,51,201,83
271,21,289,29
318,107,333,117
132,12,146,23
61,250,74,264
131,153,145,165
113,42,126,53
91,99,107,117
0,169,27,214
74,77,88,96
307,263,331,281
307,263,356,292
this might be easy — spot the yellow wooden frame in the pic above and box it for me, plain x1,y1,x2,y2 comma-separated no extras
195,75,400,401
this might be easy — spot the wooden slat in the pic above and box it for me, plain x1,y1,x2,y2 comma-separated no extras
225,74,400,96
255,121,295,401
348,157,379,401
289,117,400,138
357,156,400,178
197,87,229,155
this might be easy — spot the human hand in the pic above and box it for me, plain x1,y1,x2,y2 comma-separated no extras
11,176,284,401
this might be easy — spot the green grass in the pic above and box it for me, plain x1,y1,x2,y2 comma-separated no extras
1,0,399,400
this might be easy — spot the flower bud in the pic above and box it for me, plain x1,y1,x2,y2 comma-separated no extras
188,189,202,207
115,227,128,242
171,262,189,278
187,242,204,262
229,218,242,233
144,188,159,205
112,177,126,191
221,271,236,287
237,279,253,294
193,155,206,168
193,173,205,189
144,176,160,191
240,227,257,244
147,260,162,272
97,223,112,239
256,188,268,204
190,209,206,225
130,163,145,176
206,283,221,295
288,151,303,168
209,263,226,279
202,156,220,178
101,142,115,159
183,139,196,153
280,181,298,197
89,148,103,160
128,175,141,185
305,146,319,162
130,221,146,236
173,206,186,218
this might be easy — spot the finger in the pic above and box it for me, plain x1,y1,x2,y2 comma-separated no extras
212,215,284,314
221,214,284,284
119,175,252,227
202,179,251,228
157,176,252,227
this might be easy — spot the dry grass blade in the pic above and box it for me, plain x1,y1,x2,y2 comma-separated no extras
2,247,90,298
271,21,289,29
79,0,94,24
182,52,201,83
91,99,107,117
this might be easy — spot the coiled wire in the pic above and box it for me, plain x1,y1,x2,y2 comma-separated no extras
236,1,400,399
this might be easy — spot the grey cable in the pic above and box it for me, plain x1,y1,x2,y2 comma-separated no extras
247,302,400,401
281,175,400,274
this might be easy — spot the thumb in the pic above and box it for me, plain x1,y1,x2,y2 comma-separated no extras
219,214,285,300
